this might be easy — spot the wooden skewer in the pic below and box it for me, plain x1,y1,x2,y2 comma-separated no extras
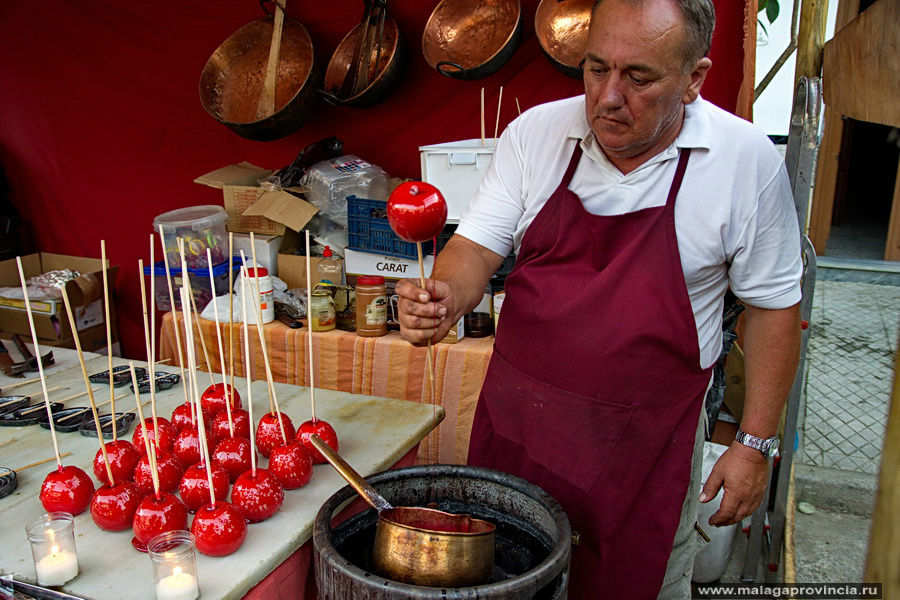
0,376,41,392
304,230,317,421
100,240,117,442
54,387,101,405
239,274,257,477
417,243,437,409
480,87,486,145
228,232,236,402
0,438,14,448
516,97,522,116
241,250,286,443
156,358,172,366
176,237,216,389
156,224,192,415
188,289,217,387
207,248,233,438
16,256,62,470
139,259,160,443
149,236,159,445
181,286,216,506
130,362,159,497
61,288,115,486
55,391,128,423
13,452,72,473
494,85,504,140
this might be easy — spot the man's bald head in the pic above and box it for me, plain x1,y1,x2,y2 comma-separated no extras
591,0,715,71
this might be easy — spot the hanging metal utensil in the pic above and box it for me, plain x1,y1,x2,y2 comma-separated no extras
535,0,594,78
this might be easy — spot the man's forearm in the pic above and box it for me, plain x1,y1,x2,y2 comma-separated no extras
432,234,506,322
739,302,802,438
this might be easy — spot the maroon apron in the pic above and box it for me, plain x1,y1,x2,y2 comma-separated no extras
467,144,713,598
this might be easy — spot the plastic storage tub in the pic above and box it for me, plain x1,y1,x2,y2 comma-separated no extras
142,257,242,311
153,205,228,269
346,196,434,260
419,138,496,223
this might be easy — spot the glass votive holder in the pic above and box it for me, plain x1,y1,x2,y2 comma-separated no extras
25,512,79,587
148,530,200,600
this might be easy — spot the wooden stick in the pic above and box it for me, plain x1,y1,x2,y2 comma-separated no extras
15,256,62,470
256,0,286,119
176,237,215,388
13,452,72,473
22,385,63,402
138,259,159,445
228,232,235,405
61,288,115,485
156,224,191,413
239,275,257,477
130,361,159,497
156,358,172,366
241,251,286,443
480,87,485,145
207,248,233,438
188,290,217,388
181,287,216,506
100,240,117,441
0,438,14,448
494,86,504,140
1,376,41,391
149,236,158,446
304,230,317,421
516,97,522,116
55,392,127,423
417,242,437,407
53,387,101,405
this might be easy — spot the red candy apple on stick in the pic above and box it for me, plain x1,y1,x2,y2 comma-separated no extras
15,256,94,515
232,282,284,522
387,182,448,416
171,402,210,433
63,290,141,530
297,229,340,464
130,365,183,495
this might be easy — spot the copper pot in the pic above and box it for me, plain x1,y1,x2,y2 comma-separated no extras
422,0,521,80
309,435,496,587
199,7,320,141
535,0,593,78
320,4,406,108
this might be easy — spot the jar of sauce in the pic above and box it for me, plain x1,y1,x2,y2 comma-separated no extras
354,276,387,337
309,289,336,332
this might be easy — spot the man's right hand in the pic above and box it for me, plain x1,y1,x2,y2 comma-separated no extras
395,278,456,345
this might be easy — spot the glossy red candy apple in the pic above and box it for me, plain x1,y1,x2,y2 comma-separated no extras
212,437,252,482
255,412,295,458
178,462,230,513
231,469,284,523
40,465,95,515
386,181,448,243
172,426,208,469
200,383,241,419
171,402,210,433
269,441,313,490
132,491,188,552
210,408,250,444
93,440,141,485
90,480,142,531
132,417,176,456
191,501,247,557
296,419,339,464
134,453,184,496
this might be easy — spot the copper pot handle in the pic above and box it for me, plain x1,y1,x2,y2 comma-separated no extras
317,89,348,106
436,61,467,78
309,434,393,512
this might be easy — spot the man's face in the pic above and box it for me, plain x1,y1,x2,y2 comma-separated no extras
583,0,710,168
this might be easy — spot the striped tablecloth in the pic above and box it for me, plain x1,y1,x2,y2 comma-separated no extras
159,311,493,465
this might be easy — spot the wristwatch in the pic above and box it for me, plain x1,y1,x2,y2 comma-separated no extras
735,429,780,458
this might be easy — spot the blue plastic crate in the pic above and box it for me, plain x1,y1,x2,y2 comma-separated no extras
346,196,434,260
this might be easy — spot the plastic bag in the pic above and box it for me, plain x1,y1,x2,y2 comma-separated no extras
300,155,389,224
692,442,738,583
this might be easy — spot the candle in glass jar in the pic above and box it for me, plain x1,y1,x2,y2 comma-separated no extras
35,544,79,586
155,566,199,600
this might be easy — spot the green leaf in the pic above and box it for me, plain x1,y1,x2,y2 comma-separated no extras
758,19,769,36
758,0,768,12
766,0,780,23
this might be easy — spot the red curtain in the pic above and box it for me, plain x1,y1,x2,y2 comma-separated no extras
0,0,750,357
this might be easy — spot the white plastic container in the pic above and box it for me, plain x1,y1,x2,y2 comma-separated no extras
243,267,274,325
153,205,228,270
419,138,496,223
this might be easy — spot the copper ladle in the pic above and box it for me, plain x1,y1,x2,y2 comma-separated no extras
309,434,496,587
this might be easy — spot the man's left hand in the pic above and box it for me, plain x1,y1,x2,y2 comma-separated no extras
699,442,770,526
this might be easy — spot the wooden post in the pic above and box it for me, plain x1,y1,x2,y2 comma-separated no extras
794,0,830,85
865,332,900,595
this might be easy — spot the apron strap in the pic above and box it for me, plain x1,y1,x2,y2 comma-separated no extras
665,148,692,209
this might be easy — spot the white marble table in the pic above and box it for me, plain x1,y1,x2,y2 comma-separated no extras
0,349,443,600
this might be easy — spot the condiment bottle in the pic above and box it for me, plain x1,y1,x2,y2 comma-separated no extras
243,267,274,325
309,289,336,332
355,276,387,337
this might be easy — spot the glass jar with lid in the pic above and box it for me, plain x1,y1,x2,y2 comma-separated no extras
309,289,336,332
355,276,388,337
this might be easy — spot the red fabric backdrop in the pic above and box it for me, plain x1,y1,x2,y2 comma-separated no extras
0,0,749,358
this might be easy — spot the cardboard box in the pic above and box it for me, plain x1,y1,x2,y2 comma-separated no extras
0,253,118,341
40,321,121,354
232,233,282,276
194,162,318,236
278,230,343,289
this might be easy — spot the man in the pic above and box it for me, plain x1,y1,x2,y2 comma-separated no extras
397,0,802,596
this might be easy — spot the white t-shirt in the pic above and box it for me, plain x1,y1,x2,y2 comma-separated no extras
456,95,803,369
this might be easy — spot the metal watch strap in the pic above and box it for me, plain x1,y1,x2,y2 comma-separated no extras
735,429,778,457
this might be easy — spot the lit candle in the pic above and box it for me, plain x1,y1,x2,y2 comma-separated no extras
35,544,79,586
155,566,199,600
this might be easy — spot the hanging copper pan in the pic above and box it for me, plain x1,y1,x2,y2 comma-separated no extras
320,1,406,108
422,0,521,80
199,2,320,141
535,0,593,78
